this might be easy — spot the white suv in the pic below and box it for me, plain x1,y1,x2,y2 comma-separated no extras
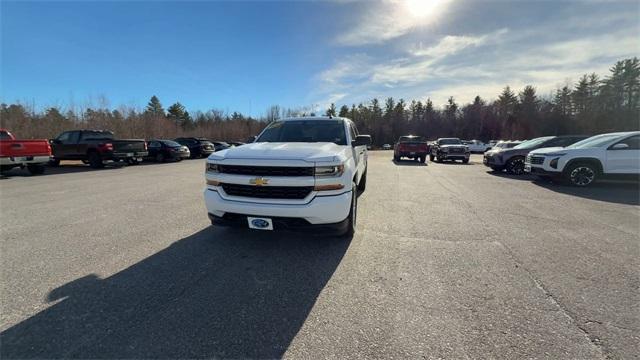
525,131,640,186
204,116,371,236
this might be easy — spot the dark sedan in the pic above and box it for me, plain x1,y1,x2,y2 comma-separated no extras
174,137,215,158
147,140,190,162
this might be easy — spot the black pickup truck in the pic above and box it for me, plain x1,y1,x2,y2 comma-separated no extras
49,130,148,168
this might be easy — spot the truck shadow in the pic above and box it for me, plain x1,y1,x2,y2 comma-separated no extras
1,227,352,358
0,163,126,179
391,159,427,166
532,178,640,205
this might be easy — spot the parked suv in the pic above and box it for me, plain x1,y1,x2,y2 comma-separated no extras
204,116,371,236
525,131,640,186
483,135,587,174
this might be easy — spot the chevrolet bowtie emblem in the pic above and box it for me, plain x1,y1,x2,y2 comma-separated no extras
249,177,269,186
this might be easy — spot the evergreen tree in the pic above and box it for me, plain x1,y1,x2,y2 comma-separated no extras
325,103,337,117
167,102,187,129
338,105,349,117
145,95,165,116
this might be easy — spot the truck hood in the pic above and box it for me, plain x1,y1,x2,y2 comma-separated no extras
209,142,349,163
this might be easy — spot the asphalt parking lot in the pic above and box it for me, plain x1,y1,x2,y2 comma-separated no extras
1,152,638,359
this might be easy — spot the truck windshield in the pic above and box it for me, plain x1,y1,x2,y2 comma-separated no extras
439,138,461,145
400,136,424,142
0,131,11,140
256,120,347,145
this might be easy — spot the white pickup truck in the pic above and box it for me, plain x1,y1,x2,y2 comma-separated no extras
204,116,371,236
525,131,639,186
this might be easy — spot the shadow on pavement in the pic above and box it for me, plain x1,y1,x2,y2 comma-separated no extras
532,178,640,205
392,159,427,166
486,170,534,180
1,227,351,358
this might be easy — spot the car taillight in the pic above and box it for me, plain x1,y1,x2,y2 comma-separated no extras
144,141,148,151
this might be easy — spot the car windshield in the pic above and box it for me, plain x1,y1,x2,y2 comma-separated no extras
160,140,181,147
566,134,622,149
400,136,424,142
439,138,461,145
256,120,347,145
513,136,554,149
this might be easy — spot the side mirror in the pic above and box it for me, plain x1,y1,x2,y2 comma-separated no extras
611,143,629,150
352,135,372,147
247,135,257,143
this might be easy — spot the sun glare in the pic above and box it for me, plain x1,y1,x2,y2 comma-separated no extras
404,0,446,18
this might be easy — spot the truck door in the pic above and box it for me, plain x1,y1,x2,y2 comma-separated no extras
606,135,640,174
53,131,77,159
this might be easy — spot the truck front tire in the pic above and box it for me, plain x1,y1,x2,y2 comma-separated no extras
344,183,357,237
357,169,367,192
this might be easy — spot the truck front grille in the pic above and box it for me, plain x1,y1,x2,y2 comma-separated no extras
218,165,314,177
221,183,313,199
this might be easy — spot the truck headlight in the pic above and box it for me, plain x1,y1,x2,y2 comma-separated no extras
206,163,219,173
315,164,344,177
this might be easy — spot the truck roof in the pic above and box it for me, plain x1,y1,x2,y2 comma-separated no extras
277,116,350,122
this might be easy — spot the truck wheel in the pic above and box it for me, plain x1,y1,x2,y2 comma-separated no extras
88,152,104,169
393,155,399,162
429,154,435,161
419,156,426,163
344,183,357,237
27,164,45,175
506,157,525,175
462,158,469,164
357,169,367,192
49,159,60,167
564,162,597,187
436,156,442,163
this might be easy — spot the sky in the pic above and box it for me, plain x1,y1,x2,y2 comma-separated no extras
1,0,639,116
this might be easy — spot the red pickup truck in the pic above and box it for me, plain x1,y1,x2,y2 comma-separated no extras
393,135,429,163
0,129,52,175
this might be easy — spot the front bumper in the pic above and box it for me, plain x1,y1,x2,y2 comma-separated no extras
483,154,504,167
204,187,352,227
208,212,349,235
440,152,470,160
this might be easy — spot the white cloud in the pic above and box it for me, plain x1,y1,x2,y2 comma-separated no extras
409,28,507,57
314,19,639,107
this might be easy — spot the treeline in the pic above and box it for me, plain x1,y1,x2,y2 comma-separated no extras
1,58,638,144
328,58,639,145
